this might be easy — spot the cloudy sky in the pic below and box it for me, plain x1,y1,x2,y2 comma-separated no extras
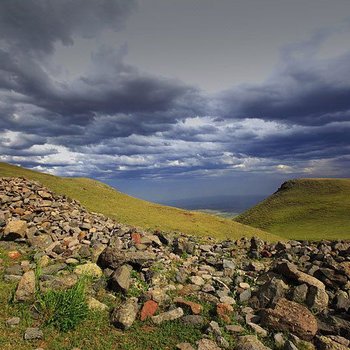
1,0,350,202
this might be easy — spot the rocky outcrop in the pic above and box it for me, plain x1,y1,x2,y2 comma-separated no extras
1,177,350,349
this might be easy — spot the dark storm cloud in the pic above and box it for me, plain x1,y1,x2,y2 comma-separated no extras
0,0,136,54
219,51,350,126
0,0,349,182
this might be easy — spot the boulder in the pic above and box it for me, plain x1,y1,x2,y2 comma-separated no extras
306,285,329,313
261,298,318,340
197,338,221,350
2,220,27,240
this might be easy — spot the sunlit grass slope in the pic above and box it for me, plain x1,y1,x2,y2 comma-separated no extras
0,162,280,241
235,178,350,241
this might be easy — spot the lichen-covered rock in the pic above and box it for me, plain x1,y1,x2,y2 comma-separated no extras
3,220,27,240
110,298,138,329
236,335,271,350
151,307,184,324
261,298,318,340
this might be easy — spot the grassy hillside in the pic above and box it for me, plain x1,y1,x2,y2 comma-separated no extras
235,178,350,240
0,162,280,241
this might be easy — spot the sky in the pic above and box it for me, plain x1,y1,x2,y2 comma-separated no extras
1,0,350,202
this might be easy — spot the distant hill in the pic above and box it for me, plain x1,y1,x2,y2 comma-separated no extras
235,178,350,240
0,162,280,241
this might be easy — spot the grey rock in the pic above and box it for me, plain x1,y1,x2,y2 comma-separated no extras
182,315,206,325
109,264,132,293
24,327,43,340
152,307,184,324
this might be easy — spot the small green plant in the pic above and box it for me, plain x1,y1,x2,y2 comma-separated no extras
36,278,89,332
127,271,149,298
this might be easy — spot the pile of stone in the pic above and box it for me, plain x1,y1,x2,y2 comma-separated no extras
1,177,350,350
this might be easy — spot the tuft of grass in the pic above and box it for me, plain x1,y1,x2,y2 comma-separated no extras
35,278,89,332
236,178,350,240
0,162,280,242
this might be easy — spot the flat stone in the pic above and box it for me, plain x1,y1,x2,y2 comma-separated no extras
225,324,245,334
152,307,184,324
24,327,43,340
316,336,349,350
6,317,20,326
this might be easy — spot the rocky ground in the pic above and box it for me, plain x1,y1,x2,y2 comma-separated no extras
1,177,350,350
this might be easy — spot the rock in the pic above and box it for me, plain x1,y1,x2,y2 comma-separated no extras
239,289,251,302
247,322,268,337
174,297,202,314
74,262,102,278
8,250,21,259
306,285,329,312
3,220,27,240
315,336,350,350
261,298,318,340
258,277,289,308
220,296,235,305
182,315,205,325
197,338,221,350
24,327,43,340
14,270,35,302
216,303,234,323
98,248,156,269
335,291,350,312
6,316,20,326
274,333,285,347
190,275,205,286
152,307,184,324
236,335,271,350
87,297,108,311
275,262,326,290
225,324,245,334
208,320,221,336
292,283,308,304
110,298,138,329
140,300,158,321
109,264,132,293
284,340,298,350
41,263,67,275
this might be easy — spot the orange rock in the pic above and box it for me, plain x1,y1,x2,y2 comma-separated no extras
140,300,158,321
131,233,142,245
216,303,234,323
174,297,202,314
8,251,21,259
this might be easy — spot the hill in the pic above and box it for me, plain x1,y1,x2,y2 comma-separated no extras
235,178,350,240
0,162,279,241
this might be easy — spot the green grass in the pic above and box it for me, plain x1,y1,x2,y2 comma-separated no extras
0,162,280,242
235,178,350,240
35,278,89,332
